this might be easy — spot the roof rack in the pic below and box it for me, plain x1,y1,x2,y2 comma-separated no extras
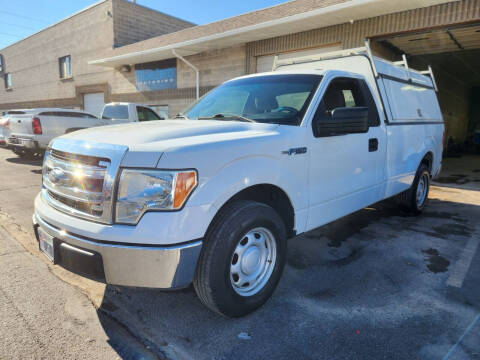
272,38,438,92
420,66,439,92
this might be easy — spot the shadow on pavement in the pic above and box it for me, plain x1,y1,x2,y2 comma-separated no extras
5,156,43,166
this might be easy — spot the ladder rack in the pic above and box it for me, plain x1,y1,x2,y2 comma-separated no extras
271,38,439,92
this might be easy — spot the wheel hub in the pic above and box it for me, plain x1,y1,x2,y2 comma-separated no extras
230,227,277,297
241,247,262,275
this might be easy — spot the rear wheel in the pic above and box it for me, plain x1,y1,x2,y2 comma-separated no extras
397,163,430,214
194,200,287,317
13,148,35,159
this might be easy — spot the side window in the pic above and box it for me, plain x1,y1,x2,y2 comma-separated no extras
59,55,72,79
323,78,364,112
320,78,380,127
312,77,372,137
136,106,145,121
143,108,161,121
359,80,380,127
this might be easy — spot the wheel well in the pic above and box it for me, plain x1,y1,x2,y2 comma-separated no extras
421,152,433,174
211,184,295,238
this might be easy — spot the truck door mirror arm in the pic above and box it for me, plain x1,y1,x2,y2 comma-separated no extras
312,106,369,137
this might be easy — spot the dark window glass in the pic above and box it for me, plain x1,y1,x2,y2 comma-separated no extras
59,56,72,79
136,106,161,121
102,105,129,120
7,111,25,115
184,74,322,126
0,54,4,73
4,73,12,89
135,59,177,92
322,78,379,127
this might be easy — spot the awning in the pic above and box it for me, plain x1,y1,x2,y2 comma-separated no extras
89,0,455,68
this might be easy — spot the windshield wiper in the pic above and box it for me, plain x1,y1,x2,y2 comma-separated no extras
198,113,256,123
174,113,189,119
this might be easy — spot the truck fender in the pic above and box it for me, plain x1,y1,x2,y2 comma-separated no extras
187,155,305,229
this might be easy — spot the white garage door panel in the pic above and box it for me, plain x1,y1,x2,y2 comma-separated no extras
84,93,105,118
256,45,343,73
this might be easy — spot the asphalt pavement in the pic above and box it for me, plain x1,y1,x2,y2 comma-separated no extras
0,147,479,360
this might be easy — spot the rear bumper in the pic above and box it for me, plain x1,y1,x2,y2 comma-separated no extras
32,212,203,289
7,135,39,150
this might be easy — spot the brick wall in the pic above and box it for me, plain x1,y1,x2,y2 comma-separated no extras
112,0,194,47
0,1,115,109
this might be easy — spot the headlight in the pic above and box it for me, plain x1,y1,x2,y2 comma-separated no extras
115,169,197,224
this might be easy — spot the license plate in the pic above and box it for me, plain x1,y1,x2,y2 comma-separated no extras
38,228,55,262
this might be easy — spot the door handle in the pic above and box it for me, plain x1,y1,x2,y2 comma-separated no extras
369,138,378,152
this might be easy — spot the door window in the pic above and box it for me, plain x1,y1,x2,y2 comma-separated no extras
316,78,380,127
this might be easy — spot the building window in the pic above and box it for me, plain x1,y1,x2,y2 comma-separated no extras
134,59,176,92
59,55,72,79
0,54,4,73
4,73,12,89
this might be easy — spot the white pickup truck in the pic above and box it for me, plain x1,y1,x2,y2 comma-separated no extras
6,109,104,157
101,102,164,123
33,48,444,317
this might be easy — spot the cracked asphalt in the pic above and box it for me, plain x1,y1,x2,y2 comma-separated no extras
0,147,479,360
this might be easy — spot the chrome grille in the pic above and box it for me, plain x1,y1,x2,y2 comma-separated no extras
42,149,110,222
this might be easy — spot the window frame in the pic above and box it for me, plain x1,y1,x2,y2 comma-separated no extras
59,55,72,79
4,73,12,89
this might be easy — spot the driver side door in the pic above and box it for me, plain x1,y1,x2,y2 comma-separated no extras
306,76,386,230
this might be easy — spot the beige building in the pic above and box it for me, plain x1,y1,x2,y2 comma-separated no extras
1,0,480,142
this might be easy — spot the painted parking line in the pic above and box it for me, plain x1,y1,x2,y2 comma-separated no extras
446,232,480,288
442,313,480,360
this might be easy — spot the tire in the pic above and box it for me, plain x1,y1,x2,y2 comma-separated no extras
194,200,287,317
397,163,430,214
14,148,35,159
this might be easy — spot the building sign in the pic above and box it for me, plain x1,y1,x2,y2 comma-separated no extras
135,59,177,92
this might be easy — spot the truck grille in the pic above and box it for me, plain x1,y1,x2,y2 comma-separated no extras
42,149,111,222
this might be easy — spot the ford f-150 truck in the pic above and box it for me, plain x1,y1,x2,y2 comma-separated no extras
33,47,444,317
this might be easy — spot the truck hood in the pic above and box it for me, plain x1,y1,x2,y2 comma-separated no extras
60,119,280,153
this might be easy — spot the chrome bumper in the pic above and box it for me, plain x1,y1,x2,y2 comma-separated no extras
7,136,38,149
33,212,202,289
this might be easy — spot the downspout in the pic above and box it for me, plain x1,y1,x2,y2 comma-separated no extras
172,49,199,100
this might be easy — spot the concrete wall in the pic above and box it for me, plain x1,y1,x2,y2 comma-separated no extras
112,0,194,47
0,1,115,110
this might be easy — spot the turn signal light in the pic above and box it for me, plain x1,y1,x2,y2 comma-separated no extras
32,117,42,134
174,171,197,209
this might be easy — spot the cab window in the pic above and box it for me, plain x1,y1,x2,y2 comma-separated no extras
137,106,161,121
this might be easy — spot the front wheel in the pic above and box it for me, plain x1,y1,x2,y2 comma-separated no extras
194,200,287,317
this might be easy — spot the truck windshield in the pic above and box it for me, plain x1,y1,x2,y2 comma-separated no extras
183,74,322,125
102,105,129,120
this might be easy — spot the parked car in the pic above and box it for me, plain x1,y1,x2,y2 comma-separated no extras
6,109,105,157
101,102,164,123
0,114,10,147
33,48,444,317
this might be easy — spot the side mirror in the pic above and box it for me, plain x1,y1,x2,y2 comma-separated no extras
313,106,369,137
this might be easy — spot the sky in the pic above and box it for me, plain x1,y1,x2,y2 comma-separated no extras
0,0,287,49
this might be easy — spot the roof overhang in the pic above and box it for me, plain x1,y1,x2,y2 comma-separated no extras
89,0,456,68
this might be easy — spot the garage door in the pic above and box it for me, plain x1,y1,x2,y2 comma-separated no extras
83,92,105,118
256,45,343,73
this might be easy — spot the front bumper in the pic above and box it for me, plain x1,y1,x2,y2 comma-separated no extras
33,212,203,289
